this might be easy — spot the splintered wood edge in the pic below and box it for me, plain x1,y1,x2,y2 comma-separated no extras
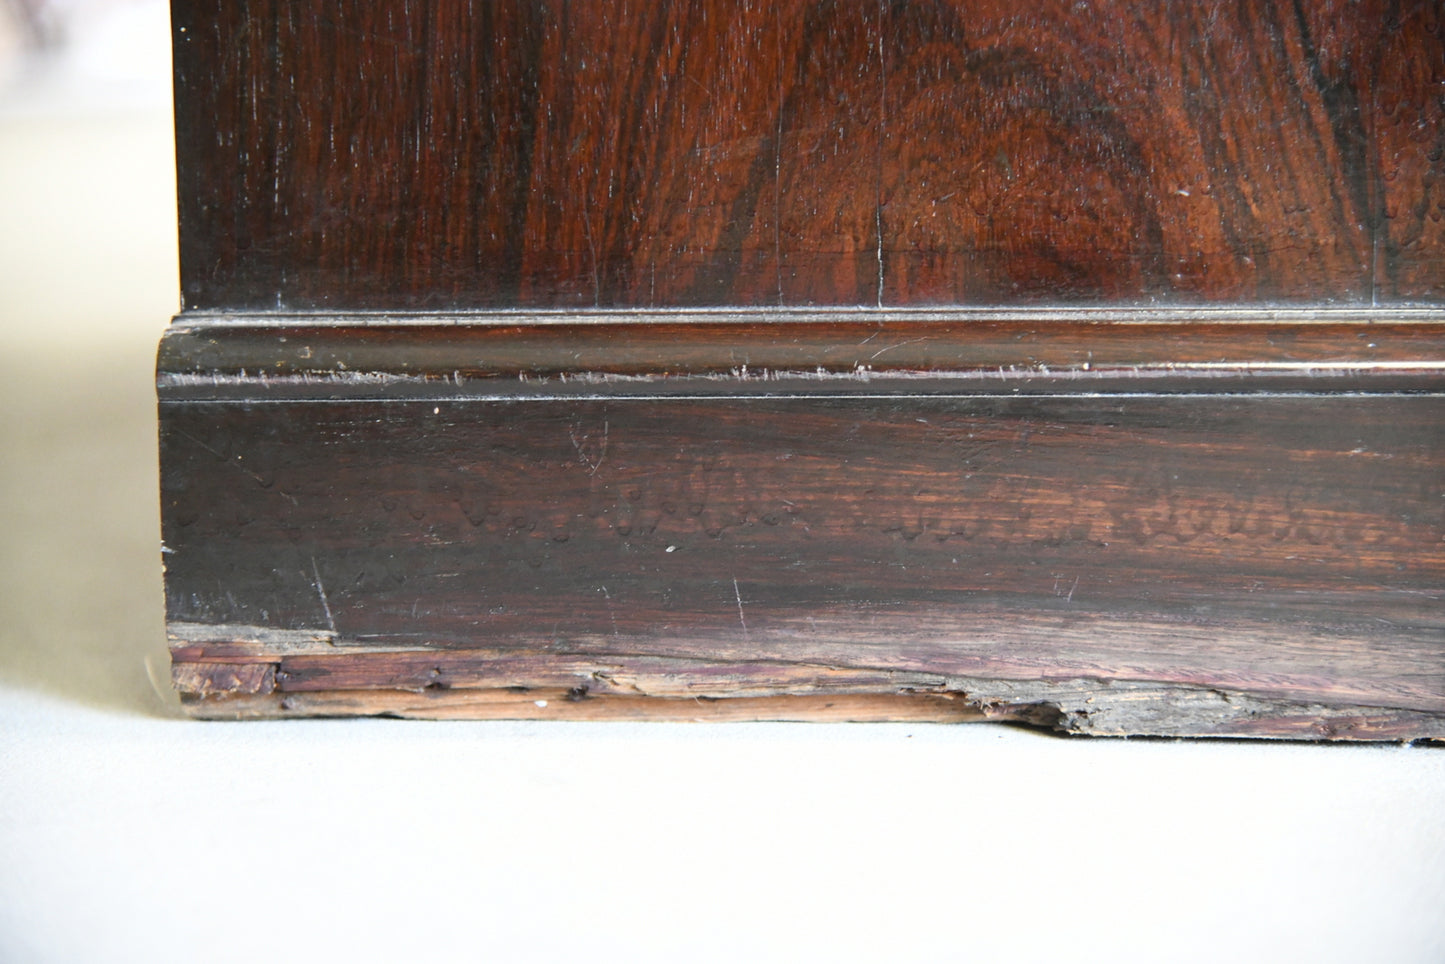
176,689,995,724
169,648,1445,741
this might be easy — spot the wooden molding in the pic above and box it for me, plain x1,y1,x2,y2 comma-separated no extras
160,313,1445,738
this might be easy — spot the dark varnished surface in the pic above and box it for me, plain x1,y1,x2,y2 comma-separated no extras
158,320,1445,733
162,395,1445,632
162,1,1445,733
174,0,1445,311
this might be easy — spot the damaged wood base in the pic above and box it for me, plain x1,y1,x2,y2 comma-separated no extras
158,313,1445,739
170,644,1445,740
167,622,1445,739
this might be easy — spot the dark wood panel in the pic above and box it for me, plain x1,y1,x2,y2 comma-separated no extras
158,332,1445,735
173,0,1445,311
159,395,1445,619
161,0,1445,736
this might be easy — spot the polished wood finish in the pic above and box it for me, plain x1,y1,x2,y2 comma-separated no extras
173,0,1445,311
161,1,1445,736
157,310,1445,396
159,317,1445,737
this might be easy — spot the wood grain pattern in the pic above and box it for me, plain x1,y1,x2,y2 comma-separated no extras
161,1,1445,735
158,318,1445,737
172,0,1445,310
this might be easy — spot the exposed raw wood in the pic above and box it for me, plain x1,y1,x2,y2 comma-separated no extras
170,642,1445,741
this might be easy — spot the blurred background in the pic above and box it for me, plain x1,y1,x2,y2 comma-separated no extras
0,4,1441,962
0,0,174,717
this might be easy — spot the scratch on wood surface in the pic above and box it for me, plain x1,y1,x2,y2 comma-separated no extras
868,337,927,361
600,585,621,637
310,556,337,633
174,428,298,505
568,419,609,476
733,577,750,640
